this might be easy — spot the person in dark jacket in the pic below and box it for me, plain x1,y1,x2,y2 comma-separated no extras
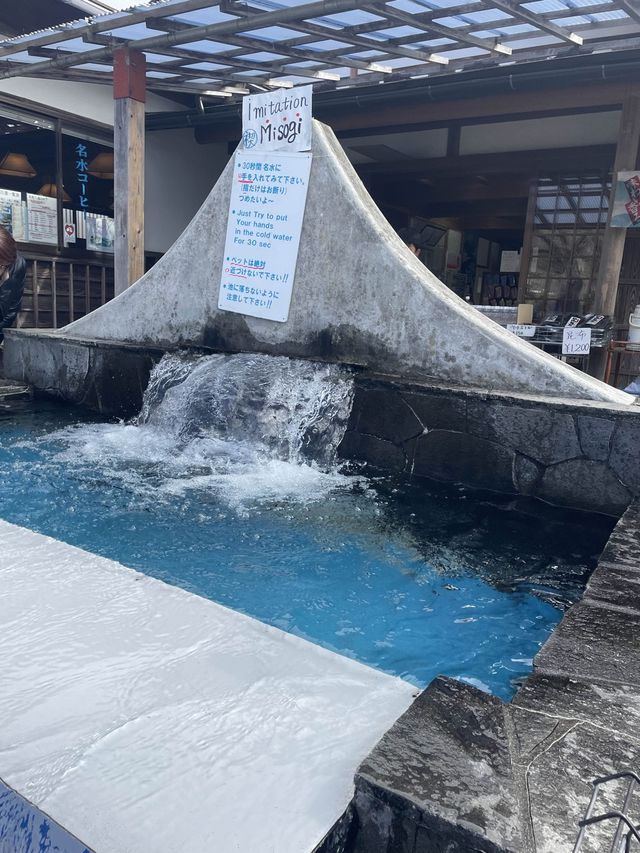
0,225,26,340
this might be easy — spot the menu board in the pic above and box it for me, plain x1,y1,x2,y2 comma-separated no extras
26,194,58,245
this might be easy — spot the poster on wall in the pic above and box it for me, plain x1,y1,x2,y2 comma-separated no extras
26,193,58,245
611,171,640,228
86,214,115,253
218,151,312,322
241,84,312,153
0,189,21,236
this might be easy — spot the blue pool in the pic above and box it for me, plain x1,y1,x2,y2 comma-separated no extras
0,354,613,700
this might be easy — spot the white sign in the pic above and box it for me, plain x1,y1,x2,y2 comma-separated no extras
242,85,312,153
562,326,591,356
506,324,536,338
219,150,312,323
500,250,521,273
26,193,58,245
0,189,21,238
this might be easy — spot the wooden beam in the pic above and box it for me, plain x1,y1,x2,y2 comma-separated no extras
113,47,146,296
355,145,616,178
592,87,640,362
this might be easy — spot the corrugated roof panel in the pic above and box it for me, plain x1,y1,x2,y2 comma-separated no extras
458,8,506,22
233,51,289,61
436,45,487,56
590,9,629,19
366,25,428,36
178,40,240,52
167,7,235,25
414,37,456,45
550,14,591,24
239,25,308,39
432,15,478,26
523,0,569,11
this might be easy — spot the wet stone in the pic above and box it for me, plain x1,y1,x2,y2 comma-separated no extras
536,458,631,517
412,430,516,494
400,391,467,433
576,414,614,462
584,563,640,613
515,673,640,743
354,677,524,853
350,385,423,443
534,599,640,687
467,402,581,465
338,431,407,472
610,418,640,494
513,454,543,495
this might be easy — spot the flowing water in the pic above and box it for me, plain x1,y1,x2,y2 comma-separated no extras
0,353,613,699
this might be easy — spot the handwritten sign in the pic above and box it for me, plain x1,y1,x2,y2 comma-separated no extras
218,151,312,323
506,324,536,338
242,85,312,153
562,326,591,355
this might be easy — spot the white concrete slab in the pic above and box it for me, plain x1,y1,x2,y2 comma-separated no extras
0,520,415,853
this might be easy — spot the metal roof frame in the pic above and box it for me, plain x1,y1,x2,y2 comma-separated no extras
0,0,638,100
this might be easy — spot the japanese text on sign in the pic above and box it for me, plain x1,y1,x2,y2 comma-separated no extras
75,143,90,209
506,324,536,338
242,85,312,153
218,151,312,322
562,327,591,356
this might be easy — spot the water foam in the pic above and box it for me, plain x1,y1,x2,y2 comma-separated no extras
46,352,357,510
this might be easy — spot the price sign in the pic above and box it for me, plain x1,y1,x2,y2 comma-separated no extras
506,324,536,338
562,327,591,356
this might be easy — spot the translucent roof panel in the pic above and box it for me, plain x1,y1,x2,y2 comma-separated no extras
0,0,636,98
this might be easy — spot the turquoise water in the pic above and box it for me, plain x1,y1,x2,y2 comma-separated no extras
0,397,612,700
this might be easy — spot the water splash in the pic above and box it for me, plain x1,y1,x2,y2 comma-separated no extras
139,352,354,468
46,352,356,511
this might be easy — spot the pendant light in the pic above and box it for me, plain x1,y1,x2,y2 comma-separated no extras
88,151,114,179
37,182,71,203
0,152,36,177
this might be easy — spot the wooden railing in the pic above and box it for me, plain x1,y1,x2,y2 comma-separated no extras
16,252,115,331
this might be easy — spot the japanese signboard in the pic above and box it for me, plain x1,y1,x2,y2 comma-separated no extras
241,85,312,153
611,171,640,228
562,326,591,356
218,151,312,322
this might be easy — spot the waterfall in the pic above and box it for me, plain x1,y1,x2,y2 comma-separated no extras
138,352,354,468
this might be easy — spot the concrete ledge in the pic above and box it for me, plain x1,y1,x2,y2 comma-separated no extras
3,329,167,418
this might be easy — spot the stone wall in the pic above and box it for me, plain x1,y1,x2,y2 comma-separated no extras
340,377,640,516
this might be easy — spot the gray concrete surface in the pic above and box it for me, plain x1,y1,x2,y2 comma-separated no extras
4,121,631,404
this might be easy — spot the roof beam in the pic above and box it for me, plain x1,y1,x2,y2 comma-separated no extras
362,1,512,55
618,0,640,23
0,0,226,58
149,15,393,73
487,0,583,45
219,0,449,65
0,0,434,80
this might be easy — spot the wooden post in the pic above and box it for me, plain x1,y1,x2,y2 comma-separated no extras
591,88,640,378
113,47,146,297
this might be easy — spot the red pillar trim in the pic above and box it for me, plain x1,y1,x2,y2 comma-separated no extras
113,48,146,103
